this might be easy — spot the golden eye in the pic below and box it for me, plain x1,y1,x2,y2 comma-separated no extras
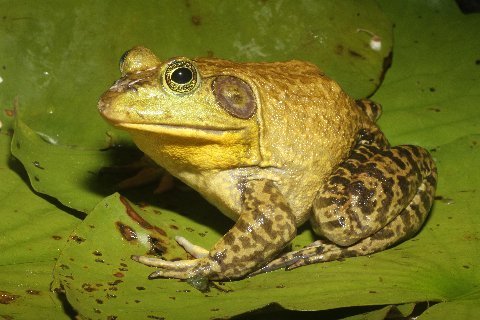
163,59,199,94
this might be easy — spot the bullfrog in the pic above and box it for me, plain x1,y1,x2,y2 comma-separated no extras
98,46,437,283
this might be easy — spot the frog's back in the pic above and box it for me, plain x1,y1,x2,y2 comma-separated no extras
213,59,368,170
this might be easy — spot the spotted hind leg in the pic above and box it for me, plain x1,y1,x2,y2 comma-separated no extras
252,143,437,275
254,174,436,273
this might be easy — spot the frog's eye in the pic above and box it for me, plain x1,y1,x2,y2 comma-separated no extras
163,58,199,94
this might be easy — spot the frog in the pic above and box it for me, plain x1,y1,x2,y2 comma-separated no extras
98,46,437,284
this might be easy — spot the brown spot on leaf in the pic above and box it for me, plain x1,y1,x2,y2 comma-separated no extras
59,264,70,270
154,226,167,236
52,235,62,240
26,289,40,295
82,283,98,292
148,236,168,255
4,108,15,117
116,221,138,241
115,221,138,241
120,196,153,229
70,235,85,243
335,44,344,54
191,15,201,25
348,49,365,59
108,280,123,286
0,291,19,304
113,272,124,278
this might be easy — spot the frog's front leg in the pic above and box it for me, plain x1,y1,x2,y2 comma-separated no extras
132,179,297,281
257,142,437,273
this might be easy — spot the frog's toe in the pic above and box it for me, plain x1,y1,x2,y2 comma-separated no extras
250,240,346,275
285,257,314,270
148,266,195,280
175,236,209,258
131,254,166,267
148,268,188,279
249,254,302,276
131,254,196,268
132,255,203,280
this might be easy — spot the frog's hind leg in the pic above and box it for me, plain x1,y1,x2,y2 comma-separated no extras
258,175,435,273
253,144,437,274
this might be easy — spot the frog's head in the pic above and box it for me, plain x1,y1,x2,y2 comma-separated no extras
98,47,262,173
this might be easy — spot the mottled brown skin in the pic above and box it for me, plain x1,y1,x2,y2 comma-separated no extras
98,47,437,285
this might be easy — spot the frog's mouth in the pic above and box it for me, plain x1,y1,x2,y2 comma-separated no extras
117,122,247,142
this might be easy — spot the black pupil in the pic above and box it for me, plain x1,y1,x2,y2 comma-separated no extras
171,67,193,84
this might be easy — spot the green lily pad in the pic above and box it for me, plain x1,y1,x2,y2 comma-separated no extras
1,0,479,319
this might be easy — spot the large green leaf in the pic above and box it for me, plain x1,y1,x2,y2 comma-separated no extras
1,0,479,319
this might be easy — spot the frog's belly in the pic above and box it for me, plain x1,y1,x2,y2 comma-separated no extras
174,169,244,221
176,167,317,225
